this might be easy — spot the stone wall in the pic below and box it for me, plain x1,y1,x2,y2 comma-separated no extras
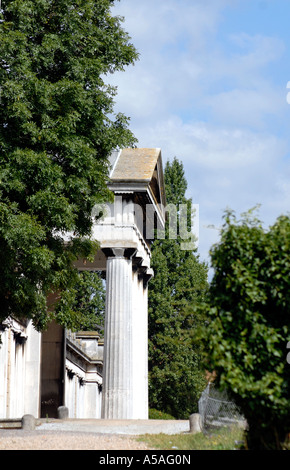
0,318,41,419
65,330,103,418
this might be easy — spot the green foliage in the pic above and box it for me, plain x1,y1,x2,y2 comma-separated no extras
54,270,106,333
148,157,208,419
0,0,138,329
148,409,176,420
201,208,290,449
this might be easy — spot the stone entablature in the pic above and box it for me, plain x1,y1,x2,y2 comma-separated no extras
66,330,103,364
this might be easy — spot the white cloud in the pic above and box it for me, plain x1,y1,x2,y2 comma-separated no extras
110,0,235,120
206,87,284,128
228,33,285,70
131,117,286,172
113,0,231,50
110,16,286,131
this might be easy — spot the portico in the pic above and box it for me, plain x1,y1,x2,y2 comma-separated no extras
0,148,166,421
76,148,166,419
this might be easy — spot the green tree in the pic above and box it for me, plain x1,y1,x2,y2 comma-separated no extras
201,208,290,449
148,157,208,419
0,0,138,330
54,270,106,333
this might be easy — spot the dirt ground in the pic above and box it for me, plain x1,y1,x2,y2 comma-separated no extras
0,429,153,450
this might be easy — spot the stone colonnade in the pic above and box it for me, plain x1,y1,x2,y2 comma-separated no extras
0,318,41,419
101,246,151,419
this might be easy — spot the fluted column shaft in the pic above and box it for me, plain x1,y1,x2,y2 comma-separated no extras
101,250,133,419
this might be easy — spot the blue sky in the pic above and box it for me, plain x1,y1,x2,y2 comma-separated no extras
109,0,290,268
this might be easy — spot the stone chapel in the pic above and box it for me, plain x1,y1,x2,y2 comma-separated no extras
0,148,166,421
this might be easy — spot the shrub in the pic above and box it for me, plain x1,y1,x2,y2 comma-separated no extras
149,408,176,420
201,209,290,450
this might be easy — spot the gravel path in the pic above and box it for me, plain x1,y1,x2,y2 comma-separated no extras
0,429,153,450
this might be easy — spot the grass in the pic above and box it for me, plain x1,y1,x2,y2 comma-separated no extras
137,425,245,451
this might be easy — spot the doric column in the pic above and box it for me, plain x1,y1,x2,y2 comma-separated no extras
101,248,133,419
131,267,148,418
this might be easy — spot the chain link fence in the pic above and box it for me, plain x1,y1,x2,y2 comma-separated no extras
198,382,246,432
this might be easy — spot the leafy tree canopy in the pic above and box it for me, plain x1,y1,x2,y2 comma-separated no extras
148,157,208,419
54,270,106,333
200,207,290,449
0,0,138,330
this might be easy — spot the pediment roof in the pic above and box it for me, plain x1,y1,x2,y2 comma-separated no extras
109,148,166,211
110,148,161,182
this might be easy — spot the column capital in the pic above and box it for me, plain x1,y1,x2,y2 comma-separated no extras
111,248,125,258
101,247,137,259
